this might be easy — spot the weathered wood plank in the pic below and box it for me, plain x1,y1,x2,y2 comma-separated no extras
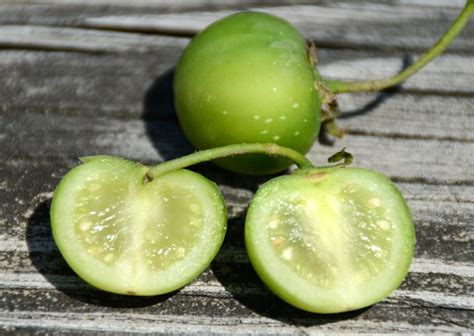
77,4,474,52
0,25,190,53
320,54,474,95
1,307,470,334
0,266,473,308
2,111,473,183
0,0,320,9
0,0,464,29
1,3,473,53
337,93,474,142
0,0,465,6
0,287,472,333
1,50,473,140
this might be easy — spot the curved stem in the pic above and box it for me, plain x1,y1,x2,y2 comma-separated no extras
147,143,313,179
322,0,474,93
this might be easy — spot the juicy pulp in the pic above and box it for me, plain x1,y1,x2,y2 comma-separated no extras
51,156,227,295
245,167,415,313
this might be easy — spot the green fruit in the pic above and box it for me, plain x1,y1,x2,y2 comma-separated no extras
245,167,415,313
174,12,320,175
50,156,227,295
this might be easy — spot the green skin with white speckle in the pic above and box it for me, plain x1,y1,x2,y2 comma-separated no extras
245,166,415,313
174,2,474,174
174,12,320,175
50,156,227,296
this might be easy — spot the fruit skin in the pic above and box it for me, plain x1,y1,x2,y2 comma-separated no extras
245,167,415,313
50,156,227,295
174,12,320,175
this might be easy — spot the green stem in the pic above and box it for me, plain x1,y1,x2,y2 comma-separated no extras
322,0,474,93
147,143,313,179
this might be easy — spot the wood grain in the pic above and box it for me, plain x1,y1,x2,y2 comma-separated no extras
1,3,473,53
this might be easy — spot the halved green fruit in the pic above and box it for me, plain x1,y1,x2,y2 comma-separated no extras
245,167,415,313
50,156,226,295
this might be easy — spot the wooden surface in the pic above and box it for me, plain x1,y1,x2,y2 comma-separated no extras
1,0,473,334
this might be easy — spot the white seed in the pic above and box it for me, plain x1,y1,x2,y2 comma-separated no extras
268,218,279,229
370,245,382,252
279,115,287,120
369,197,382,207
103,253,114,263
176,247,186,258
79,221,92,231
272,135,280,141
260,130,269,135
320,278,330,288
292,103,299,109
88,245,102,255
282,247,293,260
254,115,261,120
88,183,100,192
264,118,273,124
377,220,391,231
294,131,300,136
190,218,202,227
189,203,201,214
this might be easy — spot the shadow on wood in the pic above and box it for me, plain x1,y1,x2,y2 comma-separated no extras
142,67,194,161
26,200,178,308
319,54,412,146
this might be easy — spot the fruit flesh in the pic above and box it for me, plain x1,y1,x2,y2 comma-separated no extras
51,156,226,295
245,167,415,313
174,12,320,174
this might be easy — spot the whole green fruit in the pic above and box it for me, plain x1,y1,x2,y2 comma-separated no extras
174,12,320,175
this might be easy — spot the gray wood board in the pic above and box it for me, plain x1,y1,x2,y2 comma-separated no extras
1,3,473,53
1,0,473,334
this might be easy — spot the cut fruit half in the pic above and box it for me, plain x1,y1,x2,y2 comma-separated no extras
245,167,415,313
51,156,226,295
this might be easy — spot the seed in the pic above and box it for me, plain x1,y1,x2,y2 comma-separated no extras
88,245,102,255
281,247,293,260
370,245,382,252
320,278,330,288
176,247,186,258
268,218,279,229
103,253,114,263
190,217,202,227
79,221,92,231
377,220,391,231
190,203,201,214
369,197,382,207
88,183,100,192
